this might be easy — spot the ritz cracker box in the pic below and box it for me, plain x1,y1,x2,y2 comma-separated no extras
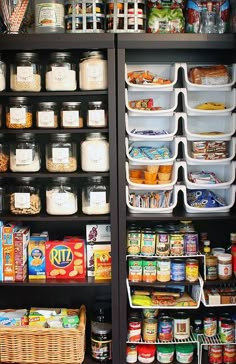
45,240,86,279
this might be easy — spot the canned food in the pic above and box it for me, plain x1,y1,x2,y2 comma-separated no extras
169,233,184,256
156,233,170,256
204,313,217,337
209,345,223,364
223,345,236,364
126,344,137,363
128,315,142,342
127,225,141,255
174,312,190,340
158,316,173,342
141,228,156,256
128,257,142,282
171,259,186,281
142,318,158,343
206,255,218,280
220,319,235,343
186,259,199,282
143,259,157,283
218,313,231,335
184,233,198,255
142,309,159,319
157,258,170,282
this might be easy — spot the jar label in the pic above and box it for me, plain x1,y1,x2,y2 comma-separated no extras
176,352,193,363
91,338,112,361
62,111,79,127
87,63,103,82
14,193,30,209
87,144,105,163
36,4,64,28
218,263,232,277
51,67,69,81
88,110,105,126
53,193,69,206
38,111,55,127
16,149,33,165
52,148,69,164
90,192,106,207
10,108,26,124
17,66,34,82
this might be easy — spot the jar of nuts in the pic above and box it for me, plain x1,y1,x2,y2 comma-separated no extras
0,135,9,172
9,177,41,215
6,97,33,129
36,102,59,128
10,133,41,172
46,177,78,215
46,133,77,172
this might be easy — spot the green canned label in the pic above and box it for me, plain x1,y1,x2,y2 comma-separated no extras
128,258,142,282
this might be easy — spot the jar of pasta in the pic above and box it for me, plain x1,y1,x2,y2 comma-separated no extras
61,102,83,128
10,52,41,92
46,133,77,172
46,52,77,91
0,135,9,172
9,177,41,215
6,97,33,129
10,133,41,172
36,102,58,128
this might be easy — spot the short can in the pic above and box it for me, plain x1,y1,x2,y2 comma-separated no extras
169,233,184,256
156,233,170,256
223,344,236,364
126,344,138,363
184,233,198,255
128,257,142,282
209,345,223,364
186,259,199,282
128,315,142,342
143,258,157,283
141,228,156,256
171,259,186,281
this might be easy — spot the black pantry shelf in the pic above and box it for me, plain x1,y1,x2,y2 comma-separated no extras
0,172,110,178
0,91,108,97
204,277,236,286
0,213,110,222
0,277,111,287
0,128,109,134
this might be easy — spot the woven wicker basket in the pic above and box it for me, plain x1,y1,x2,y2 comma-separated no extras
0,305,86,364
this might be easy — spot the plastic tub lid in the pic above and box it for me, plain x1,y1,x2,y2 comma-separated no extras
217,253,232,261
176,344,194,353
157,344,175,353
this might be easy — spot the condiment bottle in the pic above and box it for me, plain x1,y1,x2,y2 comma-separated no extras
79,51,107,91
35,0,65,33
203,240,211,255
91,307,112,362
82,176,110,215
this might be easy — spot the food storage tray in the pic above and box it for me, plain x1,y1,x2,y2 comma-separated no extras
182,113,236,141
125,63,180,91
125,112,180,141
126,161,180,190
181,137,236,165
181,63,236,91
126,137,181,165
181,88,236,116
125,89,180,116
180,185,236,213
201,287,236,307
180,161,236,189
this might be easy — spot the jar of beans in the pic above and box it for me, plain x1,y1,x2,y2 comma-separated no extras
9,177,41,215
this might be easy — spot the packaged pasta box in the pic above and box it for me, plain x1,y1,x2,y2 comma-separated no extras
28,233,48,280
94,245,112,280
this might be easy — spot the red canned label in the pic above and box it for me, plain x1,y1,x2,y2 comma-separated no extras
223,345,236,364
128,320,142,342
209,345,223,364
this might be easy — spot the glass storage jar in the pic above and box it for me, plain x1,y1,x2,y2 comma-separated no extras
61,102,83,128
9,177,41,215
10,134,41,172
46,133,77,172
81,133,109,172
87,101,107,127
46,52,77,91
6,97,32,129
0,56,6,91
10,52,41,92
82,176,110,215
36,102,58,128
0,134,9,172
35,0,65,33
79,51,107,91
46,177,78,215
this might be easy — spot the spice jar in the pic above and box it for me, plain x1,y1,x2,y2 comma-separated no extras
79,51,107,90
81,133,109,172
82,176,110,215
46,52,77,91
46,177,78,215
0,135,9,172
61,102,83,128
10,52,41,92
6,97,32,129
10,134,41,172
0,56,6,91
9,177,41,215
87,101,107,127
218,253,232,280
36,102,58,128
35,0,65,33
46,134,77,172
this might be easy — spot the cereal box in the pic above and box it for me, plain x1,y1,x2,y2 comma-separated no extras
86,224,111,243
45,240,86,279
2,224,19,281
94,246,112,280
86,243,111,277
0,221,4,281
28,238,47,280
14,227,30,282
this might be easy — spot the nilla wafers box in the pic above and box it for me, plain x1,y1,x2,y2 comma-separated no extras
45,239,86,279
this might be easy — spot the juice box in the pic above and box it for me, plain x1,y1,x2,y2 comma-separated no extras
45,240,86,279
14,227,30,282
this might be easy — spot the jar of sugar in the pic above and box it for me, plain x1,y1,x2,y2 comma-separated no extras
46,177,78,215
10,133,41,172
46,52,77,91
82,176,110,215
81,132,109,172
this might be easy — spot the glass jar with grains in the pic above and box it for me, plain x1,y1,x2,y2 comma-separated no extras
46,177,78,215
82,176,110,215
6,97,33,129
46,133,77,172
79,51,107,91
10,52,41,92
87,101,107,128
9,177,41,215
61,102,83,128
10,133,41,172
36,102,58,128
46,52,77,91
0,135,9,172
81,133,109,172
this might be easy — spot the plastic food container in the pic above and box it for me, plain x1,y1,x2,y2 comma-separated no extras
176,344,194,363
156,344,174,363
125,63,180,91
126,89,180,116
125,113,179,141
182,88,236,116
182,113,236,141
181,63,236,91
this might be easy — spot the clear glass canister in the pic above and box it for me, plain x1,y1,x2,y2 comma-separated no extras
81,133,109,172
35,0,65,33
36,102,58,128
82,176,110,215
0,56,6,91
46,133,77,172
61,102,83,128
10,133,41,172
0,134,9,172
46,177,78,215
87,101,107,127
79,51,107,91
10,52,41,92
9,177,41,215
46,52,77,91
6,97,33,129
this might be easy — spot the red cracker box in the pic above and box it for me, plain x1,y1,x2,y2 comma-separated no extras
45,240,86,279
14,227,30,282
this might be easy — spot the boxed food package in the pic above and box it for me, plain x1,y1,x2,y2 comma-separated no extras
45,240,86,279
14,227,30,282
28,240,46,280
94,245,112,280
2,224,19,282
86,224,111,243
0,309,28,326
0,221,4,281
87,243,111,277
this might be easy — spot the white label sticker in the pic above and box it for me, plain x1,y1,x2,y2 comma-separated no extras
38,111,55,127
88,110,105,126
17,66,34,82
53,193,68,206
52,148,69,164
87,144,104,162
90,192,106,207
87,64,103,82
51,67,68,81
14,193,30,209
16,149,33,165
10,108,26,124
62,110,79,127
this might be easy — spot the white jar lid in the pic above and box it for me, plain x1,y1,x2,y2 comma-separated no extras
218,253,232,261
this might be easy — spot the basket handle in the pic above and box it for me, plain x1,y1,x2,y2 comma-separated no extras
78,305,86,330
